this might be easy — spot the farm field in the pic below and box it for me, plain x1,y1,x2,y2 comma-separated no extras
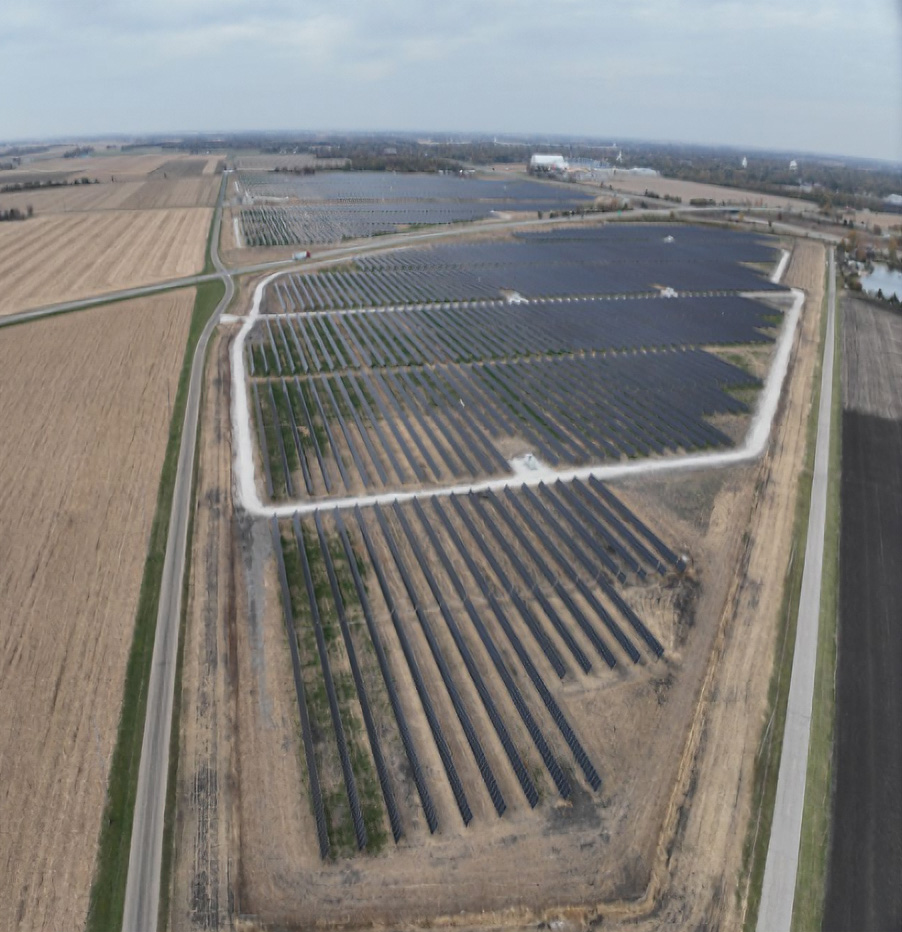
0,152,219,182
604,171,806,210
824,294,902,931
244,225,786,502
0,176,219,215
0,207,212,316
604,172,902,232
0,289,195,932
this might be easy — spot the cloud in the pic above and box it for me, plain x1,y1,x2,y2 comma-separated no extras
0,0,899,161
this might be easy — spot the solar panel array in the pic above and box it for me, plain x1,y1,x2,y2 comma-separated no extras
262,225,784,309
250,352,757,500
273,480,681,855
237,170,597,246
247,226,781,500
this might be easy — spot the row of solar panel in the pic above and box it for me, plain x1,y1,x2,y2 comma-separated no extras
258,297,777,372
249,350,754,499
271,482,679,854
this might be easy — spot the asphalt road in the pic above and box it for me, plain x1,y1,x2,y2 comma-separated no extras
757,249,836,932
121,176,235,932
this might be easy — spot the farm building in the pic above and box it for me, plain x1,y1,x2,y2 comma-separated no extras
528,154,567,175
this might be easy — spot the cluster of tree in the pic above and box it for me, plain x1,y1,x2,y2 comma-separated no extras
341,153,462,173
642,189,682,203
0,145,49,159
0,177,99,193
273,166,318,175
0,206,33,222
62,146,95,159
620,143,902,213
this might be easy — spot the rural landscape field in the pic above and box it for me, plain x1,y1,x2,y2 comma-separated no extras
0,289,194,930
1,88,899,932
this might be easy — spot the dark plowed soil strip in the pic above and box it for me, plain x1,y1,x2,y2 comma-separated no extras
824,411,902,932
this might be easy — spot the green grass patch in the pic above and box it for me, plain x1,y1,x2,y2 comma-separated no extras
740,259,831,932
791,291,842,932
86,278,225,932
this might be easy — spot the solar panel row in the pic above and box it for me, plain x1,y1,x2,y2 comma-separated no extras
268,480,680,854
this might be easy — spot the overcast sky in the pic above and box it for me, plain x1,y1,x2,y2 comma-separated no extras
3,0,901,162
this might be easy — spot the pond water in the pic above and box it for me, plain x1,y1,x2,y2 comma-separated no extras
861,263,902,300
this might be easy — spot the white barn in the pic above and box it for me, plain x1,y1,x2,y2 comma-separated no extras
528,154,567,174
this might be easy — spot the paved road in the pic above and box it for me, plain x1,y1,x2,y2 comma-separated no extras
757,249,836,932
122,176,235,932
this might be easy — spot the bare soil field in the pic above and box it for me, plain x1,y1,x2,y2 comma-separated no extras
168,329,237,931
3,153,186,180
0,177,219,216
824,294,902,931
0,290,194,932
0,207,212,316
605,172,804,211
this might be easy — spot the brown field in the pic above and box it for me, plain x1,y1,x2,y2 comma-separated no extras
0,177,219,216
168,328,236,930
605,172,804,211
4,153,180,179
0,207,212,316
0,290,195,932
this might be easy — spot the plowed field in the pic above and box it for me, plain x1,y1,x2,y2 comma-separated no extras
0,290,194,931
0,208,211,316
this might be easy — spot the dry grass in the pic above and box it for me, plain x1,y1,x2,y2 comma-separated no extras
0,208,212,316
0,290,194,932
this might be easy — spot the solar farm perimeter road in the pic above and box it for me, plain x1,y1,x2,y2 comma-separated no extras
757,250,836,932
121,178,235,932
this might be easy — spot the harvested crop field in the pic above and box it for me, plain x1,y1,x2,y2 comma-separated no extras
0,289,194,931
604,173,805,210
824,294,902,931
3,152,189,180
0,177,219,216
0,207,212,316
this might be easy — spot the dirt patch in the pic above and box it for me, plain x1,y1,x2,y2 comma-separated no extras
840,295,902,419
584,237,828,931
823,292,902,931
0,290,194,931
169,328,237,931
